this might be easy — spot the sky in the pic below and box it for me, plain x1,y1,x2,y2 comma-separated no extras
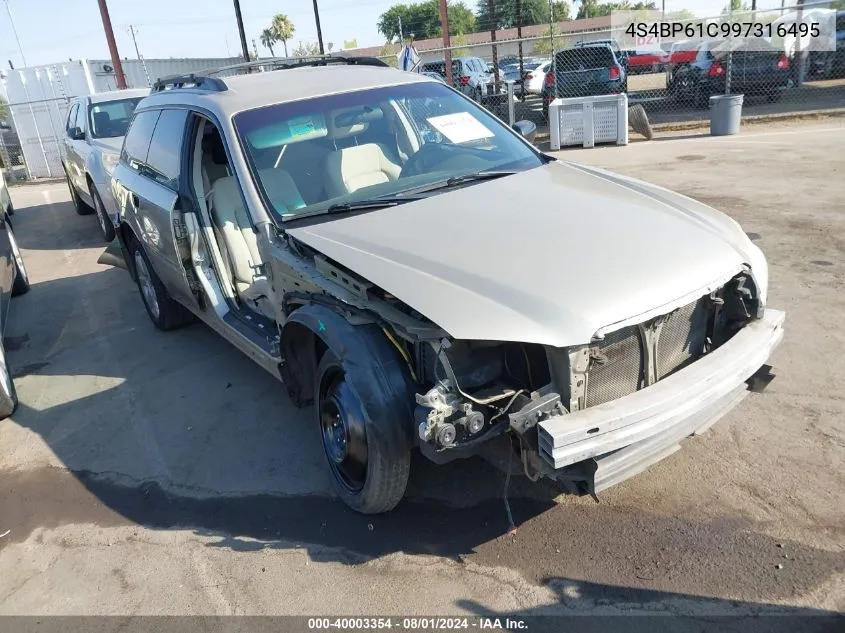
0,0,793,68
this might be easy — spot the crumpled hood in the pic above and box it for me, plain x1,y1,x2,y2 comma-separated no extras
288,160,755,347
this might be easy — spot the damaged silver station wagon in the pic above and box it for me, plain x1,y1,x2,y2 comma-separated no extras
111,57,785,514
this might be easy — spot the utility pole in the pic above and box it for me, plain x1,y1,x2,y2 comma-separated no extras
96,0,127,89
516,0,524,82
488,0,499,92
232,0,250,62
312,0,325,55
127,25,151,87
439,0,453,86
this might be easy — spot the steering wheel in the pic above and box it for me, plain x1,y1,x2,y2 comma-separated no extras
400,143,455,178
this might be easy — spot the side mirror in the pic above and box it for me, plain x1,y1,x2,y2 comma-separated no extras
69,127,85,140
513,120,537,144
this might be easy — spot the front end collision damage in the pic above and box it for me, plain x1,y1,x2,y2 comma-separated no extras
270,227,781,501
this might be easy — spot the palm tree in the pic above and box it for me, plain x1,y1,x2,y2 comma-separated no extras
271,14,295,57
260,28,276,57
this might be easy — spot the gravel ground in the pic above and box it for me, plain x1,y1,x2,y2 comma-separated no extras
0,121,843,621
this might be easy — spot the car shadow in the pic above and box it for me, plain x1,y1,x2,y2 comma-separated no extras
456,578,844,630
3,248,844,610
2,266,561,560
8,200,108,251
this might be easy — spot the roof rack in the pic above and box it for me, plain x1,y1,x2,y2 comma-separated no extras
152,74,228,93
205,55,390,76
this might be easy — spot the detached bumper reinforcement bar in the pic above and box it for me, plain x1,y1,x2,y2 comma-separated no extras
538,309,786,482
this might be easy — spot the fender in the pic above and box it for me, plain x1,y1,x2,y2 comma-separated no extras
281,303,416,447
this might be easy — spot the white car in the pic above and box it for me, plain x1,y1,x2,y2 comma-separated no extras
524,59,552,95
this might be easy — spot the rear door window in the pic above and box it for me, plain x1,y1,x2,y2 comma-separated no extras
145,109,188,190
121,110,160,166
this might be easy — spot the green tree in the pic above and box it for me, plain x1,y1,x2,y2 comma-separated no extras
260,28,276,56
292,41,321,57
669,8,696,20
271,14,296,57
476,0,570,29
452,33,471,56
377,1,475,43
575,1,655,19
532,26,564,55
721,0,750,14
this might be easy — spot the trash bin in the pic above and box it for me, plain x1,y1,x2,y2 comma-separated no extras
709,94,744,136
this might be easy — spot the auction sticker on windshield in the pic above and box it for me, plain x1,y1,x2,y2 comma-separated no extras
427,112,494,144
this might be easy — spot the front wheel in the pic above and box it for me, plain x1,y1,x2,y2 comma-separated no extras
315,350,410,514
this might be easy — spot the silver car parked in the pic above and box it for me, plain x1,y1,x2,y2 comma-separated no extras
62,88,149,241
110,58,783,515
0,167,29,419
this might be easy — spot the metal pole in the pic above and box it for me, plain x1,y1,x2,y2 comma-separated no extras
128,25,151,88
548,0,556,99
488,0,499,94
96,0,127,88
439,0,453,86
312,0,325,55
516,0,523,80
3,0,51,178
796,0,805,87
726,2,733,95
232,0,250,62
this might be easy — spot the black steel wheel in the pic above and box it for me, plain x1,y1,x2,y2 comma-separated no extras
315,350,410,514
319,366,369,494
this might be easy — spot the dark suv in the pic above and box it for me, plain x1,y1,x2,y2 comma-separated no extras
670,39,790,108
541,45,627,117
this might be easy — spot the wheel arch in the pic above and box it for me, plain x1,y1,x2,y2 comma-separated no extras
279,303,416,446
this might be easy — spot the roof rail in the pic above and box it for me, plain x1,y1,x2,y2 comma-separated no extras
151,74,228,93
205,55,390,76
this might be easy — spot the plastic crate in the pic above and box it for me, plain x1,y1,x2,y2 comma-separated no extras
549,93,629,150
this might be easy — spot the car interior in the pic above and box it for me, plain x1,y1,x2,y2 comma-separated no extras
187,94,508,323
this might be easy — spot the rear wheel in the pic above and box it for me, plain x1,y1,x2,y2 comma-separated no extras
91,186,116,242
315,350,410,514
130,239,194,331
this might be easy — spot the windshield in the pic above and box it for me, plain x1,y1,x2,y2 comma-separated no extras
233,81,544,221
88,98,144,139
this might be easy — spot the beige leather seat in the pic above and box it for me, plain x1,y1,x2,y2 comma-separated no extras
324,106,401,198
209,168,304,312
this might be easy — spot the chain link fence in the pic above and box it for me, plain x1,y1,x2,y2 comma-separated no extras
379,2,844,136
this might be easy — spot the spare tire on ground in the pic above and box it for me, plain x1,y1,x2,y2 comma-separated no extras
628,104,654,140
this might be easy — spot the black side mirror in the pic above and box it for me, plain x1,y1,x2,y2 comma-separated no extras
69,127,85,140
513,120,537,144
